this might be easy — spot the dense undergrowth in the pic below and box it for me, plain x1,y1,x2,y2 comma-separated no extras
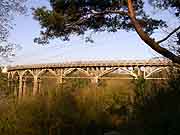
0,72,180,135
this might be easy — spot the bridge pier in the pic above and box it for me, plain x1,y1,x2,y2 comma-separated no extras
57,75,63,84
23,78,27,96
18,76,23,99
14,82,18,97
38,79,42,94
7,72,11,88
91,76,99,85
33,76,38,96
8,79,12,92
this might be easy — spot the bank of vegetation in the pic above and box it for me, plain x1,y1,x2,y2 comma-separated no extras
0,70,180,135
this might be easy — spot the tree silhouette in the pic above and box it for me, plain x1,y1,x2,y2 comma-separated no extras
33,0,180,63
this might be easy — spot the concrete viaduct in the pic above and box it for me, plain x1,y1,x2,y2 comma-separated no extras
6,59,176,98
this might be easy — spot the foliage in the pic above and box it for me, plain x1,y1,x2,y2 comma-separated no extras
32,0,166,44
148,0,180,18
2,74,180,135
0,80,131,135
0,0,27,57
126,75,180,135
149,0,180,48
0,69,8,95
32,0,180,64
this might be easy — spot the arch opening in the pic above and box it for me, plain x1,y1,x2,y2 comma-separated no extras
38,69,58,96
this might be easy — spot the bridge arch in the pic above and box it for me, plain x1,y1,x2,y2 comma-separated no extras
11,71,19,79
37,69,57,77
11,71,20,96
64,68,76,76
99,67,138,78
22,70,34,96
6,59,174,98
37,69,58,96
65,68,90,77
145,67,169,79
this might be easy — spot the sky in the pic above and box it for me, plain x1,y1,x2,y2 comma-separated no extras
5,0,178,65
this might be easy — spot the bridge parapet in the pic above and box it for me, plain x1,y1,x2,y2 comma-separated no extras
7,59,172,71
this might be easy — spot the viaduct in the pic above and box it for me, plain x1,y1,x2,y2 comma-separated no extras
6,59,176,98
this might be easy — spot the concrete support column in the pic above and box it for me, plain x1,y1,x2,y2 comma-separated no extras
7,72,11,88
134,66,142,79
56,69,64,85
38,79,42,94
87,67,90,72
57,75,63,84
12,80,17,97
18,76,23,99
143,67,146,79
23,78,27,96
8,79,12,91
33,76,38,96
91,76,99,84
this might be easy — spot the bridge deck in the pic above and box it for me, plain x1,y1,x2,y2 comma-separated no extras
7,59,172,71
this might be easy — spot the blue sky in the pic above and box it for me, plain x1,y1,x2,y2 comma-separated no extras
7,0,177,65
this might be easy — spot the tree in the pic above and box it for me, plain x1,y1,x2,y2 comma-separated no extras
148,0,180,54
0,69,8,95
149,0,180,17
33,0,180,64
0,0,27,58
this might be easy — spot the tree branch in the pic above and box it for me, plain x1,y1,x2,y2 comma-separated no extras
127,0,180,64
90,9,129,16
157,25,180,44
104,10,129,16
65,9,129,30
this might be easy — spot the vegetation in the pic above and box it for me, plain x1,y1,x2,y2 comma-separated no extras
0,69,8,96
126,75,180,135
0,0,27,58
1,72,180,135
0,79,132,135
33,0,180,63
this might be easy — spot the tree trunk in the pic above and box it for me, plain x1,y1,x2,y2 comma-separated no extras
127,0,180,64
